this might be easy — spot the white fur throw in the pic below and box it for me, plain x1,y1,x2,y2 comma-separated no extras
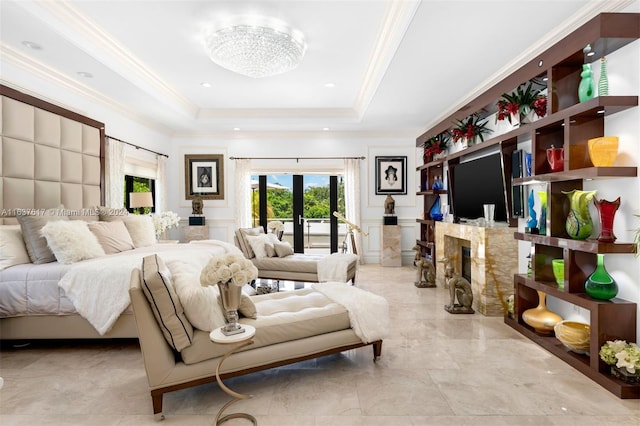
312,282,389,343
41,220,105,264
317,253,358,282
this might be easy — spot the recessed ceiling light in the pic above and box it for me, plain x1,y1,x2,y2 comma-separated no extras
324,83,335,88
233,127,240,131
597,109,606,114
322,127,330,131
542,77,548,81
201,82,212,88
77,71,93,78
538,60,543,67
587,51,595,57
21,41,42,50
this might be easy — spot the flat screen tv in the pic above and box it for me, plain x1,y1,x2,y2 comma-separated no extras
450,153,508,223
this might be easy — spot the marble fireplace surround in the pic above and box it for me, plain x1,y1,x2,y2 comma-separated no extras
435,222,518,316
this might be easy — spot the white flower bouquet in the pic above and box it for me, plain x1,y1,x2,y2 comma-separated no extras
599,340,640,374
267,220,285,233
151,211,180,239
200,254,258,288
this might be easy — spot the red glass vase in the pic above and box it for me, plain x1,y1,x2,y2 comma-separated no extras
594,196,620,243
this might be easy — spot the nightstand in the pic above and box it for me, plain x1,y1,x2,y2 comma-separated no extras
181,225,209,242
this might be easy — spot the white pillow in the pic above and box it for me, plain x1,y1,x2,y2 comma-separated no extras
0,225,31,270
40,221,106,264
123,215,157,247
167,258,226,331
245,234,277,259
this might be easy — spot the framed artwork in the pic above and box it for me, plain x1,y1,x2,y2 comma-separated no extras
184,154,225,200
375,156,407,195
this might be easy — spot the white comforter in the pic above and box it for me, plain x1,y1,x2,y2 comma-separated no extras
56,241,239,335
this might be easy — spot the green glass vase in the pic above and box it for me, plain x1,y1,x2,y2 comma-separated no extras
578,64,595,102
584,254,618,300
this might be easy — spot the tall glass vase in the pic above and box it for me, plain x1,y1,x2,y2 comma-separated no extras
578,64,595,102
522,290,563,335
598,56,608,96
538,191,547,236
594,197,620,243
585,254,618,300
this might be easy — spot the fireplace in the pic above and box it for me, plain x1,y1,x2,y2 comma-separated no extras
461,246,471,282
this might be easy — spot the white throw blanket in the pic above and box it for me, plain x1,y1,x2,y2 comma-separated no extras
312,282,389,343
317,253,358,282
58,242,237,335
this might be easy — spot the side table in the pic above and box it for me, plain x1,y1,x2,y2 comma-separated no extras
209,324,257,425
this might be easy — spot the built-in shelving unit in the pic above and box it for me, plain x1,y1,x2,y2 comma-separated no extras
415,12,639,399
415,159,446,269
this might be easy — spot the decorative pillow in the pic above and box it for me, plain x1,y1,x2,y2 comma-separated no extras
239,293,257,319
40,220,106,264
87,221,135,254
123,215,157,247
237,227,265,258
245,234,275,259
17,214,69,264
265,244,276,258
141,254,194,351
274,241,294,257
0,225,31,270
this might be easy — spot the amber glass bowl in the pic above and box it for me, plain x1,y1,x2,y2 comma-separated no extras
588,136,619,167
554,321,590,355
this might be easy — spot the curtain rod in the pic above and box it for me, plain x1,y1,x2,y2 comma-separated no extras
230,156,365,161
106,134,168,158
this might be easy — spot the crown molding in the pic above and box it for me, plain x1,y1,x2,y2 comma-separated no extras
0,43,174,135
172,129,416,139
16,0,198,119
353,0,420,120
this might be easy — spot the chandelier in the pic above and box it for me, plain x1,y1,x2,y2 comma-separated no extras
204,16,307,78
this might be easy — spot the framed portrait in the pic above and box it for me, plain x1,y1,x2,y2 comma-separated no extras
375,156,407,195
184,154,224,200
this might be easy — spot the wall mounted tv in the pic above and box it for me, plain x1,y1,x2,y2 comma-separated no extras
450,152,508,223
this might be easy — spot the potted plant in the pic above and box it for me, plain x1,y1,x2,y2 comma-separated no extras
599,340,640,383
451,114,492,145
496,81,547,125
423,132,451,162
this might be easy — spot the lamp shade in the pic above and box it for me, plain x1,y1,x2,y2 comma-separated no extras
129,192,154,209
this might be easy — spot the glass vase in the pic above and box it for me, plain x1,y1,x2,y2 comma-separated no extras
521,290,563,335
584,254,618,300
562,189,596,240
217,282,244,335
578,63,595,102
598,56,608,96
594,197,620,243
538,190,547,236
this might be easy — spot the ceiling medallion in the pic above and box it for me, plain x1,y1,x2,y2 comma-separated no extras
204,15,307,78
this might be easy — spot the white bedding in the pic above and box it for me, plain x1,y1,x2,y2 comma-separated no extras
0,241,242,335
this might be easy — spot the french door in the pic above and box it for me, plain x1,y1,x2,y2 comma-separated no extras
252,174,342,254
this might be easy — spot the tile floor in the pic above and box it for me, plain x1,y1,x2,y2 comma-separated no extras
1,264,639,425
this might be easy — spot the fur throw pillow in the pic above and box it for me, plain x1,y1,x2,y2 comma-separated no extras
41,220,105,264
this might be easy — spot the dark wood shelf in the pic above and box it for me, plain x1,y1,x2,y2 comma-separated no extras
415,239,434,249
505,315,640,399
514,166,638,185
514,233,637,254
416,159,445,171
416,190,447,196
416,219,433,225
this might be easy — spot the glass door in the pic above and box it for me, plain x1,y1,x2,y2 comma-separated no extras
251,174,343,254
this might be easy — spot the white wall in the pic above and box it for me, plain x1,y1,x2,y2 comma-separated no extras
167,134,418,264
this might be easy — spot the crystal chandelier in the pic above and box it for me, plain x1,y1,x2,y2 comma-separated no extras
204,16,307,78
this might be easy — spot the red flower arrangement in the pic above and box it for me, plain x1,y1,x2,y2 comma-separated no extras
496,82,547,124
451,114,491,145
423,132,451,161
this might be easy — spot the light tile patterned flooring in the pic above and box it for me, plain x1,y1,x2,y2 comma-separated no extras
1,264,639,425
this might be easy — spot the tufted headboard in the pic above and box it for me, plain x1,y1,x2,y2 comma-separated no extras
0,85,105,224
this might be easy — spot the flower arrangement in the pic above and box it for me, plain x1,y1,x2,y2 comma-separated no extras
451,114,492,145
151,211,180,239
200,253,258,288
496,82,547,124
599,340,640,374
267,220,285,233
423,132,451,161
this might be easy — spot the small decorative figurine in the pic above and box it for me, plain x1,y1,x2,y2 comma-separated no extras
439,258,474,314
384,195,395,215
192,196,203,215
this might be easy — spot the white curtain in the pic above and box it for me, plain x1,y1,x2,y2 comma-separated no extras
105,138,125,208
344,158,364,264
234,159,252,228
156,155,167,212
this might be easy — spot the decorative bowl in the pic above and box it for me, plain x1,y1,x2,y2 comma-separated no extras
588,136,619,167
554,320,590,355
552,259,564,288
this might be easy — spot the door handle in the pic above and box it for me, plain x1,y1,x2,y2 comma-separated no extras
298,215,305,225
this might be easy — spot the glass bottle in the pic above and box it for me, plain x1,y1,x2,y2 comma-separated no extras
584,254,618,300
578,64,595,102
